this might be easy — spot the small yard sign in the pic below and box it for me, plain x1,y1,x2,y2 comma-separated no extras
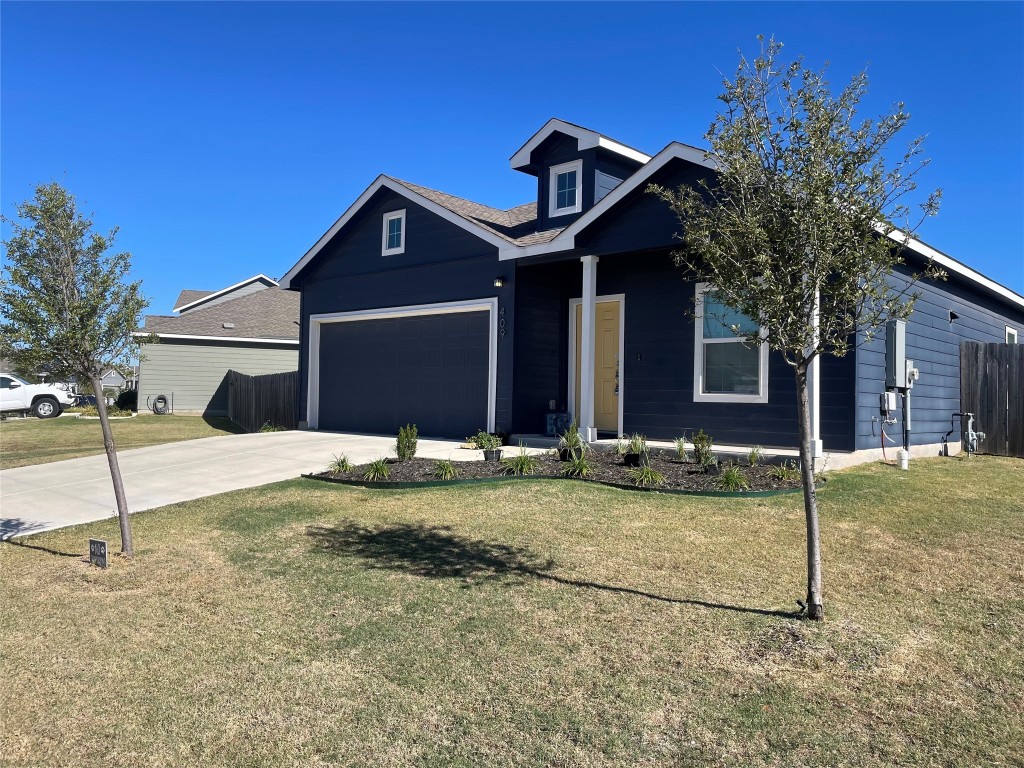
89,538,108,569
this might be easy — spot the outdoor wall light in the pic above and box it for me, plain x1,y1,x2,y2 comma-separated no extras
493,276,505,288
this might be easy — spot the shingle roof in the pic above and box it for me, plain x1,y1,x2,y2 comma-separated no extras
172,289,213,310
389,178,565,246
143,287,299,341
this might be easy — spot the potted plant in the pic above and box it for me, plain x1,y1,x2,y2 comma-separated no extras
470,430,503,461
623,433,650,467
557,421,586,462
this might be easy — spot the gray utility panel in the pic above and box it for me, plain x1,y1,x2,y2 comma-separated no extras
316,311,490,438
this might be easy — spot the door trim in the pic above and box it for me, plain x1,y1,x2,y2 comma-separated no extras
307,297,498,432
568,294,625,437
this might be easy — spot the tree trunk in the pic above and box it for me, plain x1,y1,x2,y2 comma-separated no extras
794,362,824,620
92,374,134,557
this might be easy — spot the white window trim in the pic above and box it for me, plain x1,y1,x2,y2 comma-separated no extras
381,209,406,256
1008,326,1019,344
692,282,769,404
306,298,498,432
567,294,625,437
548,160,583,218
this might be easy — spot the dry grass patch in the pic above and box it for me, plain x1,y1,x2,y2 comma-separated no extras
1,456,1022,766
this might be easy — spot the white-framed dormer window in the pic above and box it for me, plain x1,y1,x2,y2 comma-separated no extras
693,282,769,403
382,209,406,256
548,160,583,217
1008,326,1019,344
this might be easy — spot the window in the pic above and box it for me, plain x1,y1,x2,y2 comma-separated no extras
548,160,583,217
1,376,14,389
693,283,769,403
1008,326,1019,344
381,209,406,255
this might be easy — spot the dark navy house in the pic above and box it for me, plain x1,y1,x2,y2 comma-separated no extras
281,119,1024,466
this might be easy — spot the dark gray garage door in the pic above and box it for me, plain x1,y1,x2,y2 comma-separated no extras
317,310,490,438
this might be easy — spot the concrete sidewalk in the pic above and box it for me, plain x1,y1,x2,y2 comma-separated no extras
1,430,476,539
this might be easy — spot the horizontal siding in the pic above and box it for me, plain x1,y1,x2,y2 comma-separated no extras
180,281,269,313
855,267,1024,449
138,341,297,414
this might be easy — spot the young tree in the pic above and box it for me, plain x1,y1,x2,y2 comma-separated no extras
1,183,148,557
651,38,942,620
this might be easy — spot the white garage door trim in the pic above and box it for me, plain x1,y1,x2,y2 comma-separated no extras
307,297,499,432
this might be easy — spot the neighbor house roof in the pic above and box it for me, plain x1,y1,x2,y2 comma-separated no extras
172,289,213,310
172,274,278,312
141,286,300,343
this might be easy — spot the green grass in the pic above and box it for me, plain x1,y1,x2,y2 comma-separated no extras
0,414,245,468
1,456,1022,766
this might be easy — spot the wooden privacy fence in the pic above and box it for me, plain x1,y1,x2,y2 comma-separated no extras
227,369,298,433
960,342,1024,458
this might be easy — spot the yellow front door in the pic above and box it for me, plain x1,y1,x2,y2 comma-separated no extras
574,300,620,433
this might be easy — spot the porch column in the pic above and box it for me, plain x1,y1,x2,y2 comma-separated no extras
807,289,823,460
579,255,599,442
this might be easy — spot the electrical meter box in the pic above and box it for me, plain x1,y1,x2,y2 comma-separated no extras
885,320,907,389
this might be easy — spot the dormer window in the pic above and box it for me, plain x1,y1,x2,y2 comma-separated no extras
382,209,406,255
549,160,583,217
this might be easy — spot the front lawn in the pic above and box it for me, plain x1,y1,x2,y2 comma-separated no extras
1,457,1021,766
0,414,245,469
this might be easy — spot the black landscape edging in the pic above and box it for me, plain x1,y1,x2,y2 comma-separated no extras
301,472,812,498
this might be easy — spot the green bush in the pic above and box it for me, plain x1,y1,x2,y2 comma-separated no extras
692,429,715,467
501,445,538,476
363,458,390,482
115,389,138,411
627,465,665,487
718,464,750,491
396,423,418,461
432,459,458,480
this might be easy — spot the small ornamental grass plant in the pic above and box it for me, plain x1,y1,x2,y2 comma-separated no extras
326,454,353,473
363,457,390,482
718,464,750,492
747,445,764,467
560,449,592,478
627,464,665,488
258,422,286,433
395,423,418,461
770,460,801,483
501,445,538,476
674,436,690,461
558,421,586,454
432,459,458,480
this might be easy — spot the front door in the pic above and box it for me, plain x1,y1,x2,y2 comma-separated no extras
574,300,621,433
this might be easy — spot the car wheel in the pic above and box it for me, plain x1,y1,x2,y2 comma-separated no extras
33,397,60,419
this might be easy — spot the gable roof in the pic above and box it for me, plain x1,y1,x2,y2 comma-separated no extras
172,289,213,310
510,118,652,171
172,274,278,313
141,286,300,343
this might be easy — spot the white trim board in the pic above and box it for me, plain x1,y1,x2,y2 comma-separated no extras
133,332,299,345
568,295,625,437
305,298,498,432
510,118,652,169
173,274,278,312
280,176,513,289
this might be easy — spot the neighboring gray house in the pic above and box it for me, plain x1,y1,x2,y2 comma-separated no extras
136,275,299,415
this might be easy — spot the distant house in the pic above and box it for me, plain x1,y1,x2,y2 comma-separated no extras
135,274,299,415
278,118,1024,465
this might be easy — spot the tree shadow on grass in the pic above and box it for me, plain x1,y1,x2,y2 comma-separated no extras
1,518,81,557
307,521,799,619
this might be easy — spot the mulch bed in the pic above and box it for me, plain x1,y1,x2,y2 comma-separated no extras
313,448,804,494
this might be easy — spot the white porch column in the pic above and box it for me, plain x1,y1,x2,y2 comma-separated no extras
807,290,824,460
579,255,599,442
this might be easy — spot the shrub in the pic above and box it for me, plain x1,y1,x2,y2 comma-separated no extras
674,436,690,461
115,389,138,411
561,451,591,478
396,423,418,461
432,459,458,480
469,430,502,451
558,421,585,454
74,405,132,417
501,445,538,476
747,445,764,467
718,464,750,491
628,465,665,487
692,429,715,467
627,433,649,456
326,454,352,473
770,460,801,482
362,458,390,482
259,422,286,432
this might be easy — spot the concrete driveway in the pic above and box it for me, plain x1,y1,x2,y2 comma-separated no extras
1,431,474,539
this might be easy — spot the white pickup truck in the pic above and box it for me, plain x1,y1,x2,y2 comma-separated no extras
0,373,77,418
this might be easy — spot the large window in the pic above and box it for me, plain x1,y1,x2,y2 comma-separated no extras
693,283,768,403
548,160,582,217
381,209,406,256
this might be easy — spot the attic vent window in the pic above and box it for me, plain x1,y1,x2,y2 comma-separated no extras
222,322,236,329
382,209,406,256
549,160,583,217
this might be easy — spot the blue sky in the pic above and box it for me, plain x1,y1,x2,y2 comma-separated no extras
2,1,1022,315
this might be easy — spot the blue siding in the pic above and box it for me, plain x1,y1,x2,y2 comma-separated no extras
854,265,1024,449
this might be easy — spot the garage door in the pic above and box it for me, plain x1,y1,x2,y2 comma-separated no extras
316,310,490,438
